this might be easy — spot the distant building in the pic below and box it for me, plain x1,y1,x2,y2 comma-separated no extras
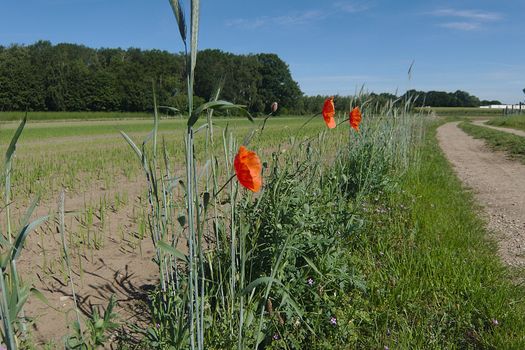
480,104,524,109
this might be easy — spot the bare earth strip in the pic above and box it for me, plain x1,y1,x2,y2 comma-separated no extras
472,120,525,137
437,122,525,266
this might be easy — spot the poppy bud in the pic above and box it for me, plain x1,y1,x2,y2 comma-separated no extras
271,102,278,113
349,106,362,132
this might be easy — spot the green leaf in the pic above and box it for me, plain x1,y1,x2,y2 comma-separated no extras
303,256,323,277
242,276,282,295
17,195,40,235
159,105,180,113
0,253,9,270
158,241,187,261
4,114,26,169
190,0,200,75
11,215,49,261
188,100,246,127
120,131,143,161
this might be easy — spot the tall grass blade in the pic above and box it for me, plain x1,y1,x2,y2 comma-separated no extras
168,0,187,44
4,114,26,168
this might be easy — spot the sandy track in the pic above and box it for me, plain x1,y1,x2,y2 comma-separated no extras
472,120,525,137
437,122,525,266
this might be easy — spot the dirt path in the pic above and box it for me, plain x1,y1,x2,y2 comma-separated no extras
472,120,525,137
437,122,525,266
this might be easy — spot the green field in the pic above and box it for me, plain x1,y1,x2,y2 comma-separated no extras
0,111,153,122
419,107,504,118
0,116,330,201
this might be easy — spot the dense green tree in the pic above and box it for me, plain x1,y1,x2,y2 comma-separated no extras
0,41,495,114
254,53,302,113
480,100,502,106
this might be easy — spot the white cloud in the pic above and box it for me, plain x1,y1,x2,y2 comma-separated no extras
439,22,480,31
275,10,325,26
428,8,502,31
226,2,371,29
333,1,370,13
226,10,326,29
430,9,502,21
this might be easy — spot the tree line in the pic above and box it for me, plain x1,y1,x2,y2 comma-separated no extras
0,41,302,114
0,41,499,114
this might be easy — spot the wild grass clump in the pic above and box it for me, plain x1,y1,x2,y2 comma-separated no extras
129,107,424,349
113,1,432,349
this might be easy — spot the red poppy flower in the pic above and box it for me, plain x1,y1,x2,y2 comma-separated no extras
322,97,336,129
349,106,362,131
234,146,262,192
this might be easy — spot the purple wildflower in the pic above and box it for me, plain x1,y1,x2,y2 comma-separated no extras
492,318,499,326
330,316,337,326
272,333,280,340
307,277,314,286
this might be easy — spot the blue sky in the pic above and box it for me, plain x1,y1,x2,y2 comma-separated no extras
1,0,524,103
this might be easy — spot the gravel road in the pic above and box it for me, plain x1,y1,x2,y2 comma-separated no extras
437,122,525,266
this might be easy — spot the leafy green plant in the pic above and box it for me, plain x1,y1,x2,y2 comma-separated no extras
64,296,119,350
0,116,48,349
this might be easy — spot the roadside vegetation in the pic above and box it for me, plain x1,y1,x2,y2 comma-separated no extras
487,114,525,131
459,121,525,163
355,122,525,349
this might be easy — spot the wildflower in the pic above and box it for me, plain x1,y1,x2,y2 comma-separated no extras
271,102,278,113
384,346,390,350
492,318,499,326
349,106,362,131
272,333,280,340
330,316,337,325
322,97,336,129
307,277,314,286
234,146,262,192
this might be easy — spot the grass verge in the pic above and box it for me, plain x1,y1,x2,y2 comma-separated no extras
486,115,525,131
458,121,525,163
353,121,525,348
